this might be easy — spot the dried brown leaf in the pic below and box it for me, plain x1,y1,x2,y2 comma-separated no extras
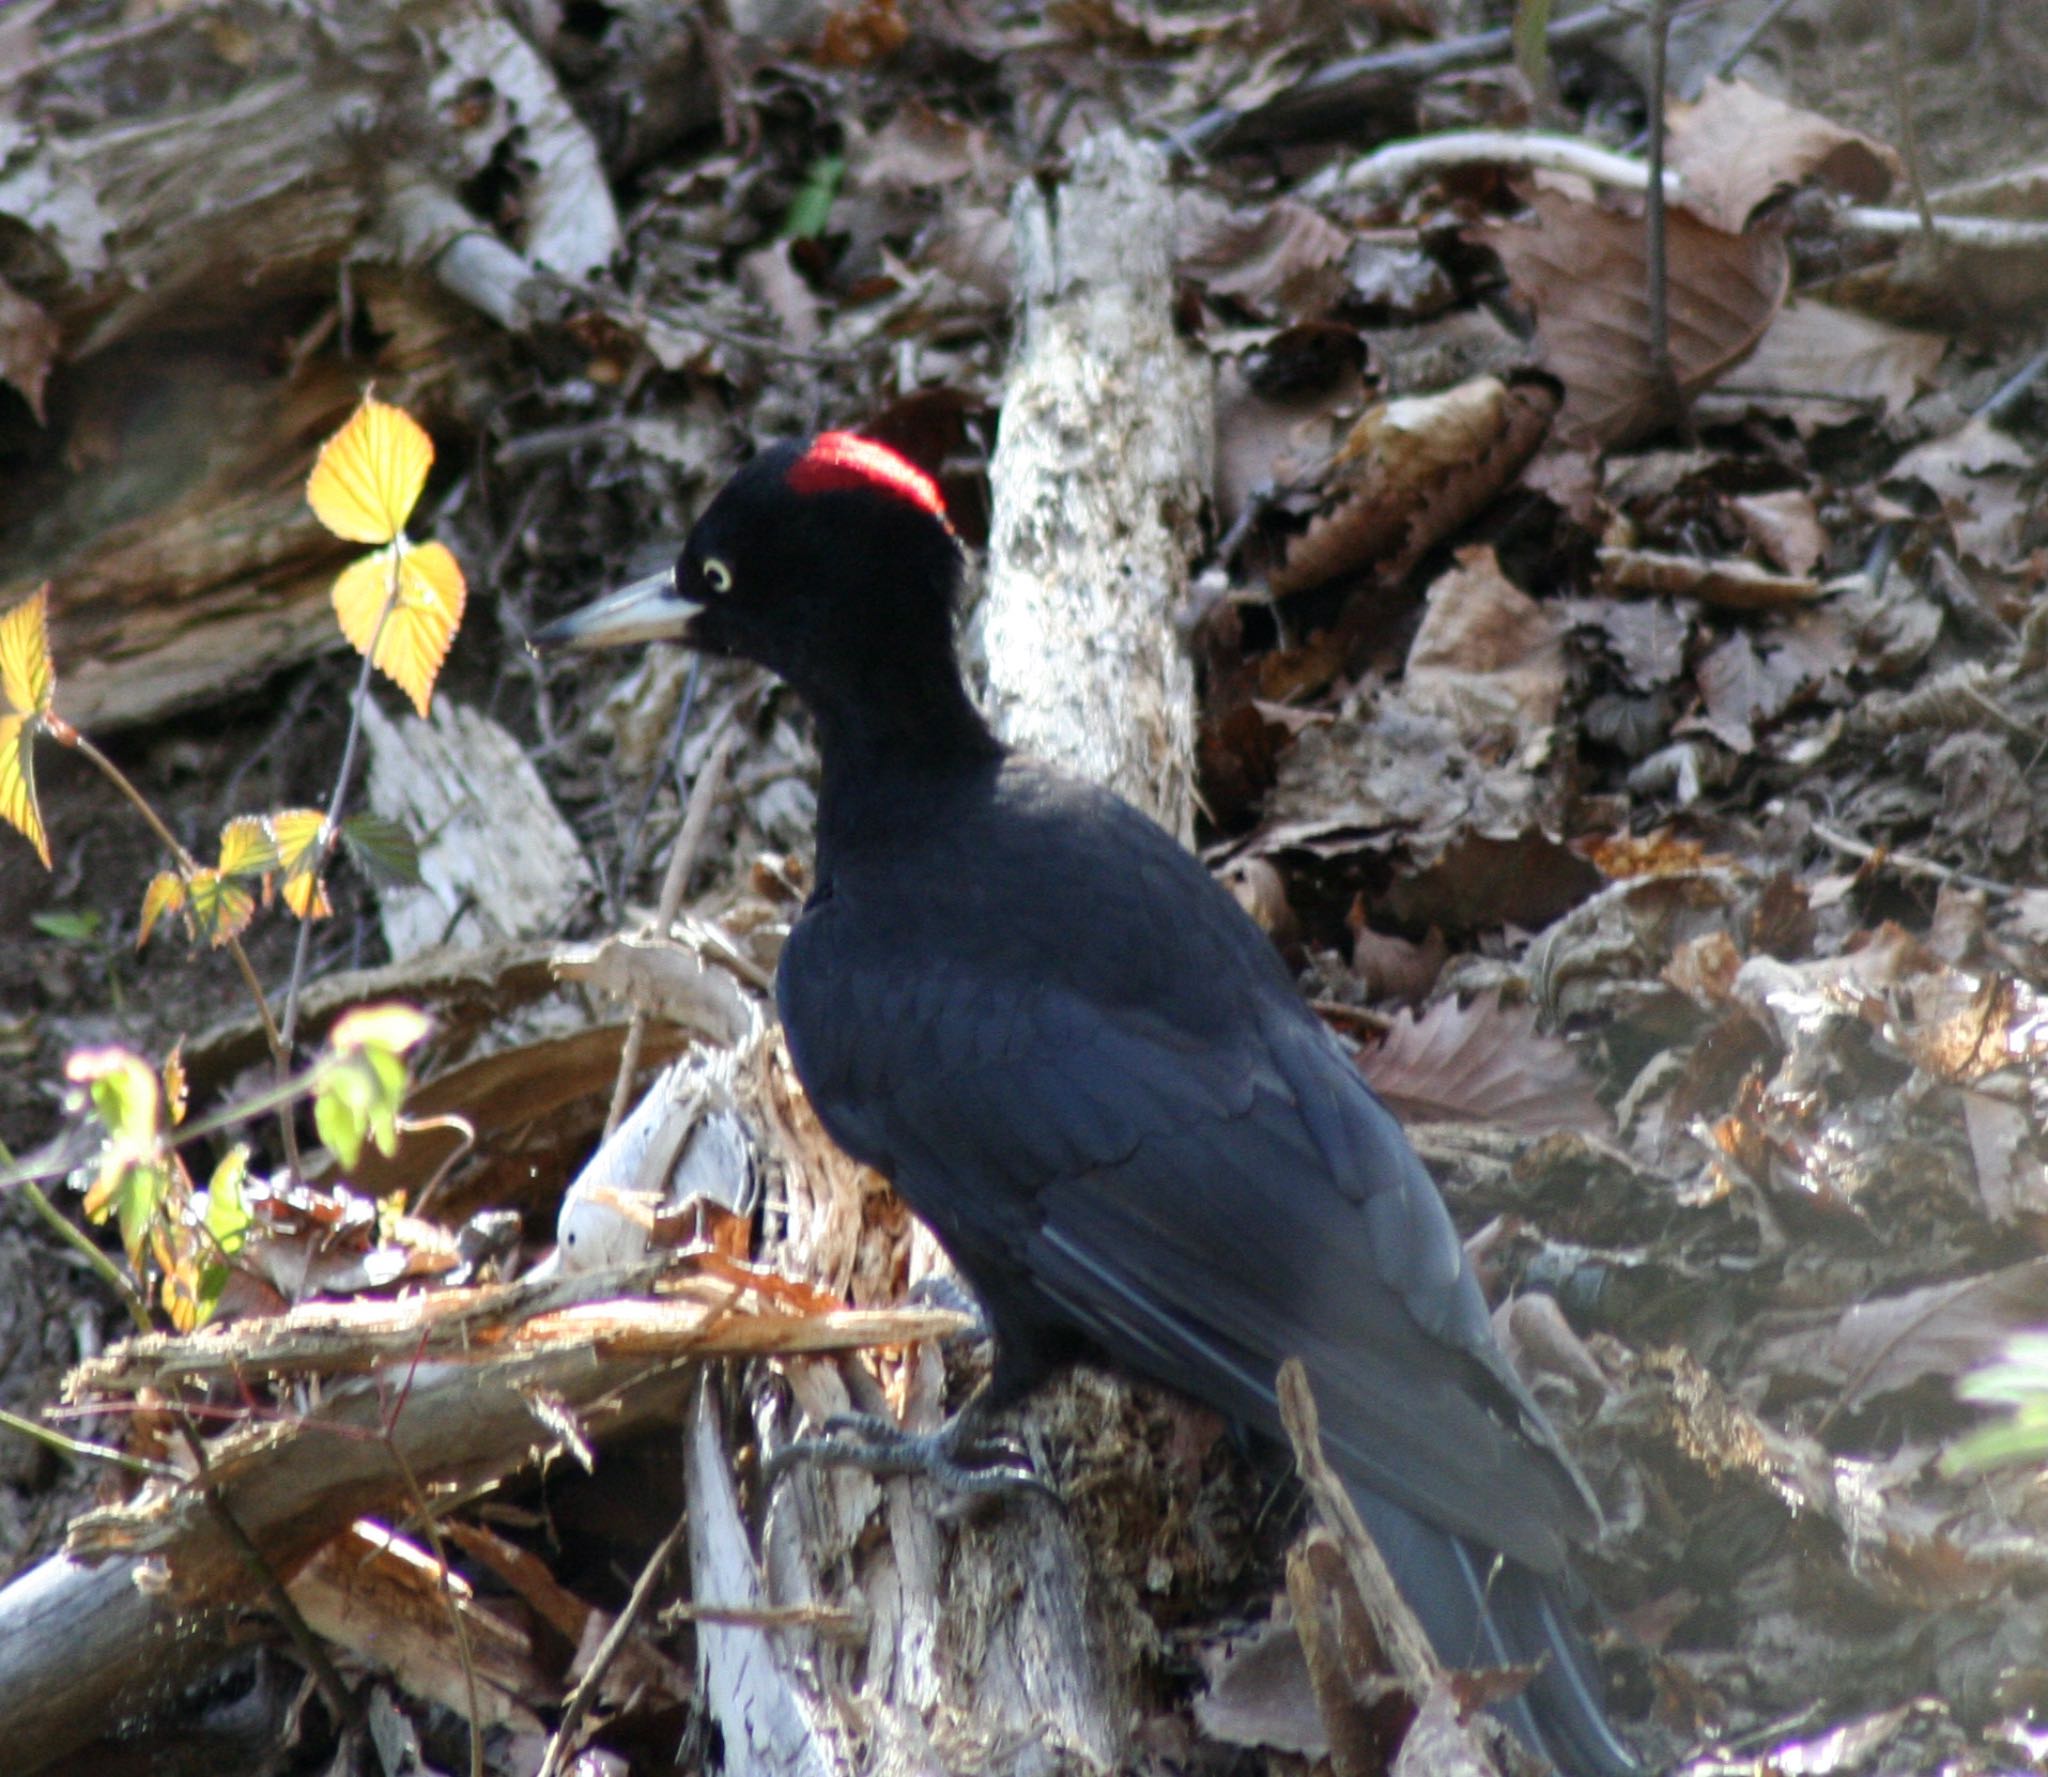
1351,920,1448,1004
1888,415,2033,566
859,102,1006,190
1270,373,1557,596
1960,1089,2046,1225
1380,830,1600,938
1479,184,1788,448
1358,991,1609,1136
1692,625,1842,751
1767,1258,2048,1410
1730,489,1827,577
1177,191,1352,319
1668,77,1901,233
1404,544,1565,742
1195,1604,1329,1756
1732,299,1944,426
1597,546,1820,610
0,275,58,425
1214,333,1372,527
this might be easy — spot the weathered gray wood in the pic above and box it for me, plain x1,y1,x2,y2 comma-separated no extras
0,0,620,731
361,696,595,959
977,130,1213,841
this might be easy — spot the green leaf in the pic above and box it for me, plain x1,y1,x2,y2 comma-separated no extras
32,909,101,942
204,1146,253,1257
114,1161,169,1271
340,812,422,886
68,1047,159,1152
1943,1334,2048,1476
314,1072,368,1169
781,155,845,240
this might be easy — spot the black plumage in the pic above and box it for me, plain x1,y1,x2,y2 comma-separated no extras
535,434,1637,1776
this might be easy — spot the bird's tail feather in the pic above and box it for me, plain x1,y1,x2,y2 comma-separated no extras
1349,1491,1638,1777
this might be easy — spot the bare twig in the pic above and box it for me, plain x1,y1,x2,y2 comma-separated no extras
1838,208,2048,249
1179,1,1637,153
1644,0,1681,436
536,1505,691,1777
1809,820,2015,902
178,1415,364,1737
1710,0,1802,80
1887,6,1938,241
1330,130,1681,205
1277,1358,1441,1688
603,724,737,1140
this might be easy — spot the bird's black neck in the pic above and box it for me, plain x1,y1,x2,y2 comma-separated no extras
810,668,1003,865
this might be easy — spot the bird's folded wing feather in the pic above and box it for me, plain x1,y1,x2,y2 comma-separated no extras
786,943,1596,1574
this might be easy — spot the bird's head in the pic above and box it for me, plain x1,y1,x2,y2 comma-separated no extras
531,433,969,733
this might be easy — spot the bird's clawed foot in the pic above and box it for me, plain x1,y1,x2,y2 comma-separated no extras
765,1405,1059,1506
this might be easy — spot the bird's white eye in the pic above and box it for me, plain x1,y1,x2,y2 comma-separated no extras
703,557,733,595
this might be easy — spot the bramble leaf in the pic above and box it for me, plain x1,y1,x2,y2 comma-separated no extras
31,909,100,941
318,1003,429,1168
67,1046,170,1269
331,541,466,718
0,586,54,868
204,1145,253,1256
138,871,186,948
216,814,278,879
162,1041,188,1127
184,866,257,947
271,807,333,919
341,812,420,885
307,397,433,546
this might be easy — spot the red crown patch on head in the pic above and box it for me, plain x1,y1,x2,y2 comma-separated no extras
786,432,949,524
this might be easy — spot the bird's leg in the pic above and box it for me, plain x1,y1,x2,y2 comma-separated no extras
765,1383,1059,1503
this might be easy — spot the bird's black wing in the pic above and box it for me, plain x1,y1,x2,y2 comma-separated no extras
780,786,1596,1574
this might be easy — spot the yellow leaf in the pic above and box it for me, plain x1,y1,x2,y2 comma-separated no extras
216,814,277,879
332,540,467,718
270,807,327,873
270,806,333,919
307,397,434,545
0,588,54,868
282,869,332,920
137,871,186,948
162,1042,188,1126
184,867,256,947
0,714,45,868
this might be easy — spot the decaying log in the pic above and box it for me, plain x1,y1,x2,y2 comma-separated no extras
687,129,1216,1777
977,133,1213,843
0,1263,961,1773
0,0,622,730
361,696,596,961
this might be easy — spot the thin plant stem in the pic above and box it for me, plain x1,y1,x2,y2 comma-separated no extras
175,1410,363,1734
1889,6,1938,240
0,1405,176,1478
64,732,285,1060
386,1442,485,1777
0,1063,330,1194
537,1504,691,1777
60,727,301,1172
19,1178,152,1333
276,559,402,1176
1643,0,1683,437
